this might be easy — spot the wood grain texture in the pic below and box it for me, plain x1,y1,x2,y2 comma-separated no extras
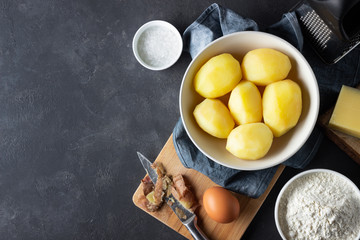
132,134,285,240
318,85,360,165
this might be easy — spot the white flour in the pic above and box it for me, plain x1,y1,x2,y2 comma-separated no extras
278,171,360,240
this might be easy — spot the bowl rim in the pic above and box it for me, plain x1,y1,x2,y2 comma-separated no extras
179,31,320,170
132,20,183,71
274,168,360,240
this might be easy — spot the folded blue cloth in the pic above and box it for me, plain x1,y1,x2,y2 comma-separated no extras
173,3,360,198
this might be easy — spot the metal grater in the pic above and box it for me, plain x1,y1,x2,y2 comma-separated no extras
295,3,360,64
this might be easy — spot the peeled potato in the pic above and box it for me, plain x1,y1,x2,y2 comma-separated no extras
263,79,302,137
242,48,291,86
193,99,235,138
226,123,273,160
228,80,262,125
194,53,242,98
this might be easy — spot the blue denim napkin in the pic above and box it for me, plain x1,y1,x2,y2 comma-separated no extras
173,3,360,198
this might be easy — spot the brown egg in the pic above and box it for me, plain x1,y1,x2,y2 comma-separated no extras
203,186,240,223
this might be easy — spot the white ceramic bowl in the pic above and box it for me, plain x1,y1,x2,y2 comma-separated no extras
179,31,320,170
132,20,183,71
274,169,360,240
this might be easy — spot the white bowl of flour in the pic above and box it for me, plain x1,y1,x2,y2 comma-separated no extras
275,169,360,240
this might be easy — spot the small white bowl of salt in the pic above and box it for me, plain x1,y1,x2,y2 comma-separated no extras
132,20,183,71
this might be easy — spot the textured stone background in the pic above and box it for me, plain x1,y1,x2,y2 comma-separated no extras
0,0,359,239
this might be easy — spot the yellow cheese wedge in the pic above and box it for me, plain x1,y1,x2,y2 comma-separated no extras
329,85,360,138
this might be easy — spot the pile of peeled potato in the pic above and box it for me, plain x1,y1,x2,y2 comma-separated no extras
193,49,302,160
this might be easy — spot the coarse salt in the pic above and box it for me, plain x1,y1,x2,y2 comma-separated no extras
137,26,181,68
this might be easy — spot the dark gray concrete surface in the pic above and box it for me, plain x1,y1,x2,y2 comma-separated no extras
0,0,359,239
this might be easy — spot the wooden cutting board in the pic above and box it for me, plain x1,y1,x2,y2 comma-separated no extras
318,84,360,165
132,134,285,240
